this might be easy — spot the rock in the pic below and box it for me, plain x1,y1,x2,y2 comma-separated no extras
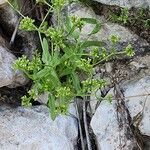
90,75,150,149
0,105,78,150
64,3,149,54
90,100,137,150
0,2,18,32
0,0,6,5
124,76,150,136
93,0,150,9
0,45,27,88
36,93,49,104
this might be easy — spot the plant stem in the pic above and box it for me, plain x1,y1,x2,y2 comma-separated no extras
93,51,125,67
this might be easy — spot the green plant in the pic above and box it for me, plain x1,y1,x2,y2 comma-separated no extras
10,0,134,119
110,8,129,24
109,7,150,28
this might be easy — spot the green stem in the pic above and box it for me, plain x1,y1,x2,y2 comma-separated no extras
7,1,25,18
39,7,53,29
93,51,125,67
38,31,44,51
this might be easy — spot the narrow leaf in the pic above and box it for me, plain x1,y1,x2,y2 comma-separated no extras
71,73,81,92
81,18,101,35
48,94,56,120
42,38,51,64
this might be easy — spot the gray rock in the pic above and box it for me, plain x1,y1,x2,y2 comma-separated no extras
90,76,150,149
0,2,18,32
0,0,6,5
93,0,150,9
124,76,150,136
64,3,149,54
0,46,27,88
90,100,137,150
0,105,78,150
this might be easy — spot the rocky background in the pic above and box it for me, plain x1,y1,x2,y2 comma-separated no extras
0,0,149,150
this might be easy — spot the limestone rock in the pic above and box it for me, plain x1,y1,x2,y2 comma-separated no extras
90,100,138,150
90,76,150,149
0,105,78,150
0,46,27,88
93,0,150,9
124,76,150,136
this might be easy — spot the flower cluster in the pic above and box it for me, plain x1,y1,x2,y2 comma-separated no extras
19,17,36,31
82,79,106,93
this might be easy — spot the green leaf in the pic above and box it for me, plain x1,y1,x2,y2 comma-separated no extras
71,73,81,92
50,68,61,87
65,15,72,32
51,51,60,67
35,67,50,79
48,94,56,120
59,67,73,77
81,18,101,35
42,38,51,65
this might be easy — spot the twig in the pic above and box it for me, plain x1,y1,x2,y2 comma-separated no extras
83,98,92,150
10,18,22,45
75,98,85,150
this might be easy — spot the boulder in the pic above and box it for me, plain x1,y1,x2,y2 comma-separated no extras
90,100,137,150
124,76,150,136
0,105,78,150
93,0,150,9
90,76,150,149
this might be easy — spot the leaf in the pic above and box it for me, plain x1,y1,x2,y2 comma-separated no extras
65,15,72,32
59,67,73,77
42,38,51,65
80,40,103,48
71,73,81,92
51,51,60,67
50,68,61,87
48,94,56,120
81,18,101,35
34,67,50,79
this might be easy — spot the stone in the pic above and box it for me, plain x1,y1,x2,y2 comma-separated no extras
90,100,137,150
64,3,149,54
0,0,6,5
93,0,150,9
124,76,150,136
90,76,150,149
0,105,78,150
0,45,27,88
